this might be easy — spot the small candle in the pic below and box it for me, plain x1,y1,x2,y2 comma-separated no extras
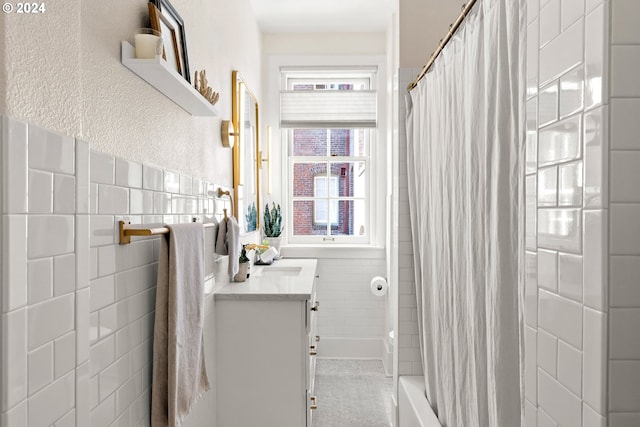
135,32,161,59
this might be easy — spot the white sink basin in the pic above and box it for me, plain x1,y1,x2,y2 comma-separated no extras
259,266,303,277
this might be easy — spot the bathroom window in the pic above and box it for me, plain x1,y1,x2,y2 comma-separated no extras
281,68,376,244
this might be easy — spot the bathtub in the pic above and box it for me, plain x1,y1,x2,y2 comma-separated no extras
398,376,441,427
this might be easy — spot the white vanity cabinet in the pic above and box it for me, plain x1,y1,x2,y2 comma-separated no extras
215,259,319,427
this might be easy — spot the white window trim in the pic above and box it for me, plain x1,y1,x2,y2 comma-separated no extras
264,54,387,249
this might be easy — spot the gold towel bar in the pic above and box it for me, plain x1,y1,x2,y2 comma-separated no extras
119,220,216,245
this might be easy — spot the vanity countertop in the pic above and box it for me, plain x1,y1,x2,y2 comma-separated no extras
214,258,318,301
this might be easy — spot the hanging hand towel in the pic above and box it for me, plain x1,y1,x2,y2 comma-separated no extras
226,216,241,277
151,223,210,427
214,217,228,255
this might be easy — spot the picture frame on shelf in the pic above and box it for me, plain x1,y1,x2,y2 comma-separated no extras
148,2,182,77
150,0,191,83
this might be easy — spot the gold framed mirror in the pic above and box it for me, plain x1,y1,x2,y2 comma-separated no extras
232,70,260,233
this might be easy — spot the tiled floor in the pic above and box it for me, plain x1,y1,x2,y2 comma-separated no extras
313,359,393,427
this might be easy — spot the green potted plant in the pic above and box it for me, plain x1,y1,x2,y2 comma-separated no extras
263,202,283,252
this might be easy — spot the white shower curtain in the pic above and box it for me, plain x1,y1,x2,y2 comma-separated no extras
406,0,525,426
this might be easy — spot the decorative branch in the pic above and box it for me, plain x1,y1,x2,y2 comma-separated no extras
194,70,220,106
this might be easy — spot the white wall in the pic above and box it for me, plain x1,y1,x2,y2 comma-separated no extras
1,0,262,186
0,0,262,425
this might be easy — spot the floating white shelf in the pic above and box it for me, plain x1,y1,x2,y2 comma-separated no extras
120,41,219,117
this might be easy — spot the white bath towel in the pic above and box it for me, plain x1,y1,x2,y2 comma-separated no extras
151,223,210,427
226,216,241,277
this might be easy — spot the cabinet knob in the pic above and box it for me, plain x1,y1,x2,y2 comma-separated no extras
310,345,317,356
310,396,318,410
315,335,320,342
311,301,319,312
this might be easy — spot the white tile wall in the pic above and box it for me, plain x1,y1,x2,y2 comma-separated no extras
608,4,640,422
525,1,616,424
0,116,220,426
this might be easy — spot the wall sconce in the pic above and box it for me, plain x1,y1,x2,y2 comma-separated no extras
221,120,237,148
262,125,272,194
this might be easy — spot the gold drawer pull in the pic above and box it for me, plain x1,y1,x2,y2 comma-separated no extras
310,396,318,410
311,302,319,312
310,345,317,356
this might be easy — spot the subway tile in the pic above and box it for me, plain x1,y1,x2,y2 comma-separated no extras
2,116,28,214
558,161,582,207
610,308,640,359
612,0,640,43
53,254,75,296
53,174,75,214
558,253,583,303
610,204,640,255
90,275,115,312
611,99,640,151
611,152,640,203
610,256,640,307
1,308,28,410
75,140,90,214
583,210,607,310
559,67,583,119
525,399,537,427
526,98,538,174
537,208,581,253
28,342,53,395
609,360,640,412
76,288,90,364
90,215,115,247
582,403,606,427
611,46,640,98
115,321,143,359
129,339,152,374
90,151,114,185
27,215,74,259
539,289,582,349
1,399,27,427
27,258,53,304
142,165,163,191
164,171,180,193
28,124,74,175
154,192,171,215
75,362,90,426
537,328,558,377
98,245,116,277
540,18,584,85
90,248,98,280
538,166,557,207
538,368,581,427
90,392,115,427
27,294,74,350
54,409,75,427
584,106,608,208
525,252,538,327
2,215,27,312
585,0,604,13
539,0,560,48
115,158,142,189
99,304,118,339
130,189,154,215
539,82,559,126
28,169,53,213
115,264,157,301
98,185,129,215
180,174,192,195
90,335,115,377
585,4,607,109
90,183,98,214
557,340,581,397
537,408,558,427
609,413,640,427
527,0,539,23
583,307,607,414
27,371,74,427
54,332,75,379
561,0,584,30
76,214,90,289
538,249,558,292
538,115,581,167
116,373,143,417
90,312,99,346
99,356,130,400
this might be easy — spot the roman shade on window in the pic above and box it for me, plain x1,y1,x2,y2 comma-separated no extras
280,90,377,128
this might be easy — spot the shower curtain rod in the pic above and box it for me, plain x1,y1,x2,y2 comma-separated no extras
407,0,478,91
